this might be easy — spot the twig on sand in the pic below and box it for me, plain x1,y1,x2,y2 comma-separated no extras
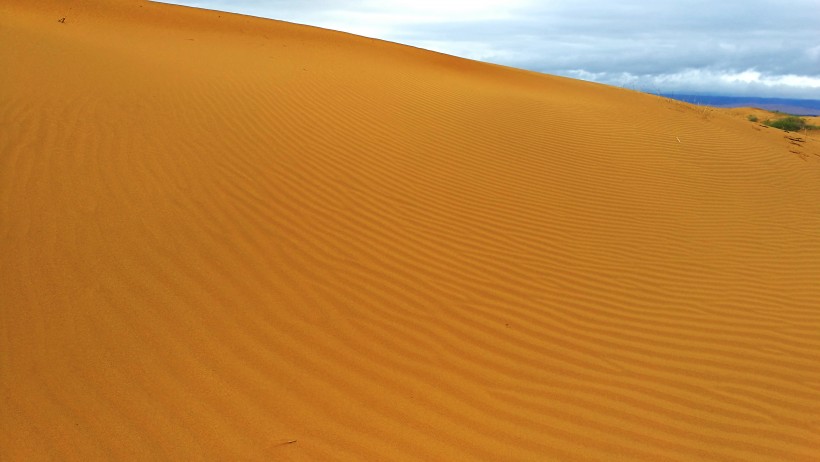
676,136,681,143
274,440,297,447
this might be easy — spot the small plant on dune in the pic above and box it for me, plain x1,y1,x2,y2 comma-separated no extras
763,115,816,132
747,115,758,122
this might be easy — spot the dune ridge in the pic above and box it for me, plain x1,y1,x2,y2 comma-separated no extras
2,1,820,460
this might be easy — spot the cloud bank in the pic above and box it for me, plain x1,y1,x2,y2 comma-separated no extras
159,0,820,99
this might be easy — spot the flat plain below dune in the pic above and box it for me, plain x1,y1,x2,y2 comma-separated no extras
2,1,820,460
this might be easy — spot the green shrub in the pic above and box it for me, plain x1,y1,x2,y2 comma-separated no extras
747,115,758,122
764,115,808,132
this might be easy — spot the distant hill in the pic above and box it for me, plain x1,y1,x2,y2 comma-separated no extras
660,94,820,116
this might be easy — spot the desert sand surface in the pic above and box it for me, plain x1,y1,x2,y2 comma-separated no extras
2,1,820,460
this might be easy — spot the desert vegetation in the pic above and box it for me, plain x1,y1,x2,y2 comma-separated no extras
763,114,818,132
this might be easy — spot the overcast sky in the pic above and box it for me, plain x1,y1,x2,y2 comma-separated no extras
161,1,820,99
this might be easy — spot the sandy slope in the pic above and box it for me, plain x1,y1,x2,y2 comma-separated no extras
2,1,820,460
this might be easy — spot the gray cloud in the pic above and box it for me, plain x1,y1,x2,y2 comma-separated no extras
158,1,820,98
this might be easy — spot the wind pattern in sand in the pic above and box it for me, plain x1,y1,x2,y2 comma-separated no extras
2,1,820,460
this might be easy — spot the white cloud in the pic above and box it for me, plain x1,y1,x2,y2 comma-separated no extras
353,0,528,22
720,71,820,88
565,69,820,99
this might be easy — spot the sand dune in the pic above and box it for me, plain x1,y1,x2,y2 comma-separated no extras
2,1,820,460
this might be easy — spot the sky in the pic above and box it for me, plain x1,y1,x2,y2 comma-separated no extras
159,1,820,99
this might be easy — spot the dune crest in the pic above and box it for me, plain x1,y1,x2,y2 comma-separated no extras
2,1,820,460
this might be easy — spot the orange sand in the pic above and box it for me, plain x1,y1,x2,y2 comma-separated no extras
2,1,820,460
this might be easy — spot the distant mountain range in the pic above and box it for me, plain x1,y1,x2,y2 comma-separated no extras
659,94,820,116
